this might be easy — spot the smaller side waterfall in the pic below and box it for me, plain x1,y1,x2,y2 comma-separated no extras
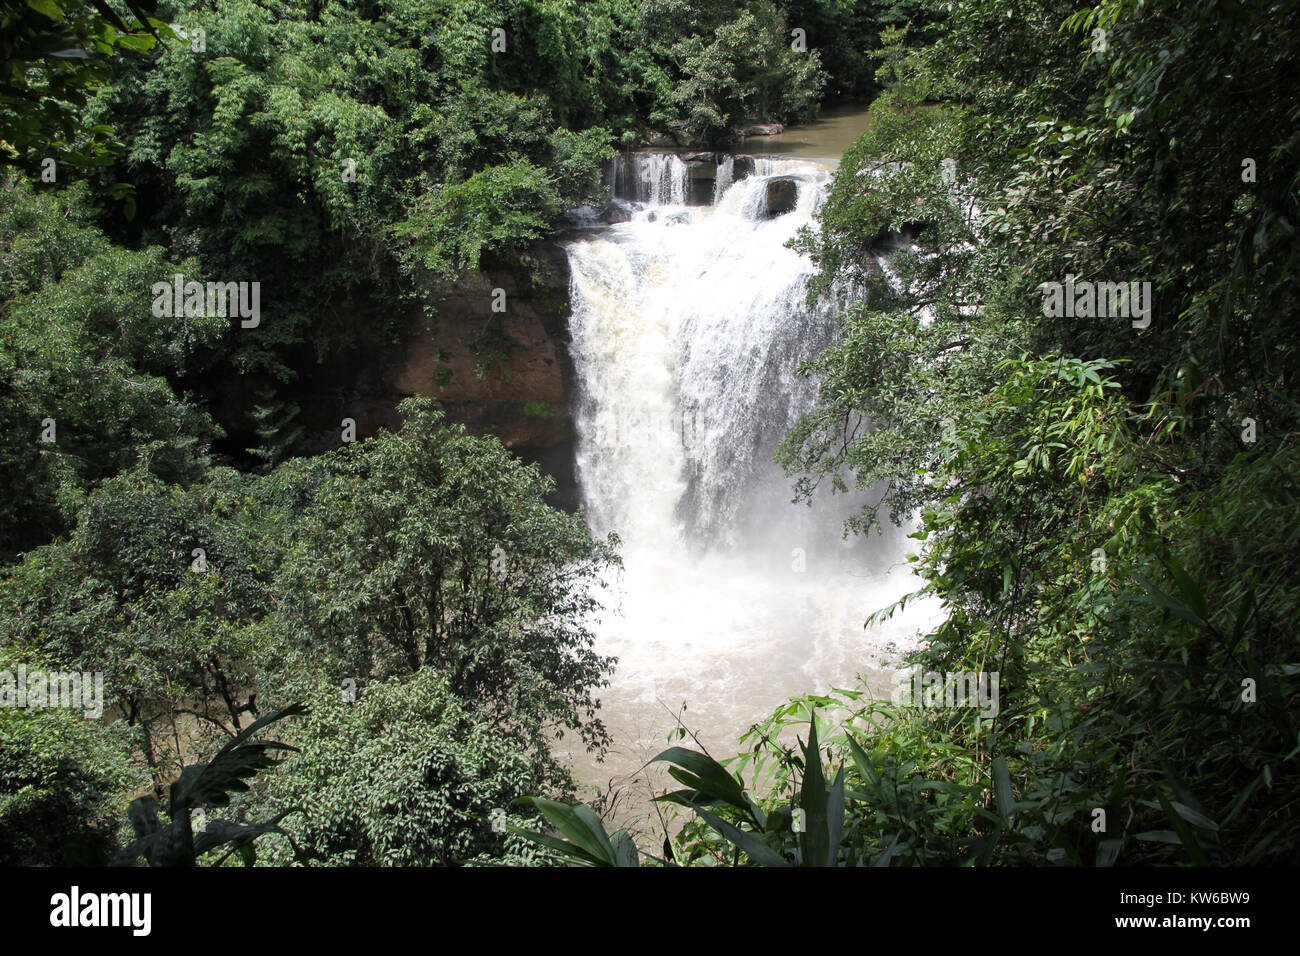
713,156,735,203
607,153,690,206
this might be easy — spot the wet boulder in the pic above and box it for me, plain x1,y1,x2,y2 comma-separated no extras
599,199,635,224
685,161,717,205
764,177,799,216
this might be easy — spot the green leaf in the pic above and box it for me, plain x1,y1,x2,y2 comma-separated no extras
506,824,609,866
26,0,64,23
1095,838,1122,867
1156,790,1210,866
1166,800,1219,832
652,746,760,826
196,811,300,863
799,718,830,866
1133,574,1205,627
845,734,881,788
692,807,789,867
824,767,846,867
1164,554,1209,621
975,824,1003,865
611,830,640,868
116,34,157,52
991,757,1015,823
526,798,617,864
171,703,305,812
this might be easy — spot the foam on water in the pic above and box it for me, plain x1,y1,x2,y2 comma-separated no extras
562,152,943,828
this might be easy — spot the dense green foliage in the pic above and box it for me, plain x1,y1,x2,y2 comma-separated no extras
0,697,143,866
1,400,616,863
5,0,1295,870
248,674,552,866
69,0,848,463
515,0,1300,867
3,1,877,866
773,0,1300,866
112,702,306,867
1,0,161,174
0,174,220,560
273,398,618,756
651,0,826,143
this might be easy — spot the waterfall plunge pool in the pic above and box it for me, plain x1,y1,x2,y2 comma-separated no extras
555,114,944,836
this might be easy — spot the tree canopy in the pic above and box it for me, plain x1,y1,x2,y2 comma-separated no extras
2,0,1296,871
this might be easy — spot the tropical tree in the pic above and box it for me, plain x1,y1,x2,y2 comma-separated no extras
112,703,306,867
274,397,618,760
0,0,162,174
247,673,555,866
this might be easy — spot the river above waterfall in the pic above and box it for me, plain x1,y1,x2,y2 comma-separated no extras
557,110,943,836
738,103,877,165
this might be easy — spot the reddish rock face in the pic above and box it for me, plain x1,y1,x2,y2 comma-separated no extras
390,304,565,405
382,243,574,451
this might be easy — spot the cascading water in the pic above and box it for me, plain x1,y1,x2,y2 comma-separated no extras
606,152,691,206
563,151,941,823
712,156,734,203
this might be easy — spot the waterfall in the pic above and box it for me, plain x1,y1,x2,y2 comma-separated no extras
712,156,734,203
562,151,942,800
571,160,834,547
607,152,691,206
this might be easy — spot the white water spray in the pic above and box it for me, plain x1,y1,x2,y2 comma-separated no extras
563,152,942,817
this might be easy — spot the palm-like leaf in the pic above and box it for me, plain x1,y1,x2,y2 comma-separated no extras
110,704,306,867
170,703,307,812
